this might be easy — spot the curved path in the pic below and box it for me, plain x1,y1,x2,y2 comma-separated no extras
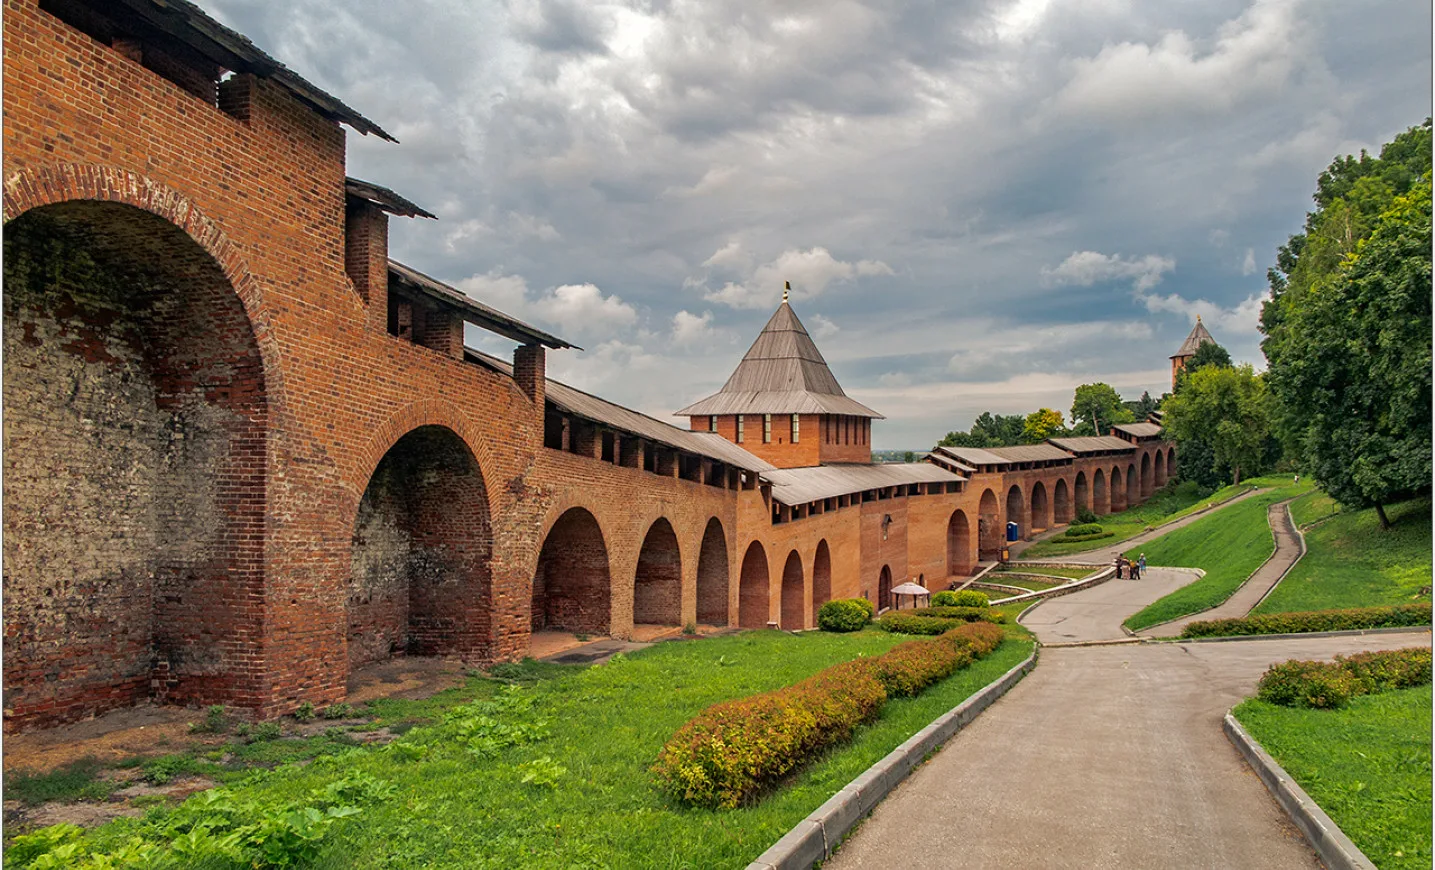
1141,500,1303,638
1025,487,1261,566
825,564,1431,869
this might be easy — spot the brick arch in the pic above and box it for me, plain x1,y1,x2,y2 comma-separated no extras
533,506,611,634
1110,465,1127,512
696,518,730,626
1006,484,1027,540
348,425,493,664
1030,481,1051,531
1093,468,1108,515
3,164,289,414
780,550,805,630
1154,449,1167,487
634,518,682,628
812,540,833,611
1054,478,1073,524
1126,461,1139,505
348,399,501,522
1074,471,1090,515
978,488,1002,560
947,509,973,577
1141,452,1153,497
738,541,770,628
878,565,894,611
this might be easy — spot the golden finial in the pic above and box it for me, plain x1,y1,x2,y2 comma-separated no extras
783,281,790,303
1196,314,1202,322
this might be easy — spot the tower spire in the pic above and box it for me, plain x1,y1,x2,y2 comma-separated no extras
783,280,790,304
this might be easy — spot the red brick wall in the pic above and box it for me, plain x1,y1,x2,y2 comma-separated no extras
691,413,870,468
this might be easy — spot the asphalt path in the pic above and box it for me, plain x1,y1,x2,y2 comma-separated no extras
826,560,1432,869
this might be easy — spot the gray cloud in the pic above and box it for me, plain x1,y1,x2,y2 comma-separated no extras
204,0,1431,447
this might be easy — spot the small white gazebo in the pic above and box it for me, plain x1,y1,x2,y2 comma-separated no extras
889,581,931,610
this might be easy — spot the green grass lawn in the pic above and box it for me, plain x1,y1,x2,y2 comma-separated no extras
1289,489,1341,528
1255,496,1432,615
1122,477,1312,632
1022,479,1254,559
998,565,1091,581
983,577,1066,594
66,628,1034,869
1234,684,1432,870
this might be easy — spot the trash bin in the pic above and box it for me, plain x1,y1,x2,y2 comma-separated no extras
1006,521,1019,542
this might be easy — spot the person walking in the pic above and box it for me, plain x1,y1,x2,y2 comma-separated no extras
1114,556,1123,579
1130,558,1140,580
1139,553,1147,577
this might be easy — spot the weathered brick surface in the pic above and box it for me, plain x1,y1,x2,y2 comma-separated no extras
1,0,1176,732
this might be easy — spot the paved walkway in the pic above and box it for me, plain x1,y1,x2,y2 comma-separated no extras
826,559,1432,869
1025,487,1261,566
1142,500,1303,638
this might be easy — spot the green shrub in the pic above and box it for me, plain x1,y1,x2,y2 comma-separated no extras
322,702,356,720
878,613,963,635
817,598,874,632
294,702,315,722
949,590,989,608
930,590,961,607
1075,507,1098,525
909,606,1003,623
1181,603,1432,638
870,640,970,697
651,658,887,808
652,624,1008,809
1256,648,1431,709
1064,523,1103,537
1059,531,1115,543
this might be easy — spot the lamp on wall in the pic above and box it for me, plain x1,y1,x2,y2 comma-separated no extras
882,513,892,540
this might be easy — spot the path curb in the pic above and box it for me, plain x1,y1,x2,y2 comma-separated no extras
746,650,1038,870
1120,568,1206,637
1250,501,1308,612
998,566,1117,611
1223,713,1377,870
1163,625,1432,644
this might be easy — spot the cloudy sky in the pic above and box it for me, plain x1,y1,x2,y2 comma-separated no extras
211,0,1430,448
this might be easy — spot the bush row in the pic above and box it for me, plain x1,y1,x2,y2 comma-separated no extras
1181,603,1432,638
651,623,1006,808
1058,531,1115,543
878,608,1000,636
817,597,876,632
1064,523,1103,537
1257,647,1432,709
931,590,989,608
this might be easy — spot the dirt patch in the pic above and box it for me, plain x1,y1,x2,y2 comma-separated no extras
345,657,467,705
6,799,144,831
111,776,216,802
3,705,215,775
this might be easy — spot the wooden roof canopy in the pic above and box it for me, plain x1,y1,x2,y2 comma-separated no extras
50,0,395,141
678,298,882,418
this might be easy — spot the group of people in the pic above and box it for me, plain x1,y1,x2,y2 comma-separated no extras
1115,553,1146,579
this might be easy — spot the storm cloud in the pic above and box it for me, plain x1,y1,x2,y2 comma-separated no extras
208,0,1431,447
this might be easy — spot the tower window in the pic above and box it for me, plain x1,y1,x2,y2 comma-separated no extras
736,415,745,443
763,414,772,444
791,414,800,443
709,415,717,432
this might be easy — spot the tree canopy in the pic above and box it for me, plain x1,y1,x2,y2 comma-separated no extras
1070,383,1134,436
1022,408,1066,443
1162,364,1273,486
938,411,1026,448
1260,120,1432,524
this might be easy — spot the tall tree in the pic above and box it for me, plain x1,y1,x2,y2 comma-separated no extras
1267,178,1432,525
1070,383,1134,436
938,411,1027,448
1123,390,1159,420
1162,365,1273,485
1022,408,1066,443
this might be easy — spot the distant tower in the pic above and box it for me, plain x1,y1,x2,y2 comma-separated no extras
1170,315,1216,390
677,291,882,468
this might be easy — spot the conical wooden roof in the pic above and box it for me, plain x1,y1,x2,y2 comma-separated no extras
1171,317,1215,359
677,302,883,418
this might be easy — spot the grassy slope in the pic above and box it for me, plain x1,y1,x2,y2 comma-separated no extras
1254,496,1432,614
1122,477,1312,632
1234,685,1433,870
78,628,1034,869
1022,480,1254,559
998,566,1091,581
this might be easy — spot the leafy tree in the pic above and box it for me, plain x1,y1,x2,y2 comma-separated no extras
938,411,1026,448
1266,178,1432,526
1162,365,1272,485
1070,383,1134,436
1122,391,1159,420
1022,408,1066,443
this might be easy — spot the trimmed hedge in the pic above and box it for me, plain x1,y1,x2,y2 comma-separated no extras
950,590,990,608
1257,648,1431,709
1058,531,1115,543
652,624,1006,808
1181,603,1432,639
1064,523,1103,537
930,590,961,607
818,598,875,632
911,606,1004,623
